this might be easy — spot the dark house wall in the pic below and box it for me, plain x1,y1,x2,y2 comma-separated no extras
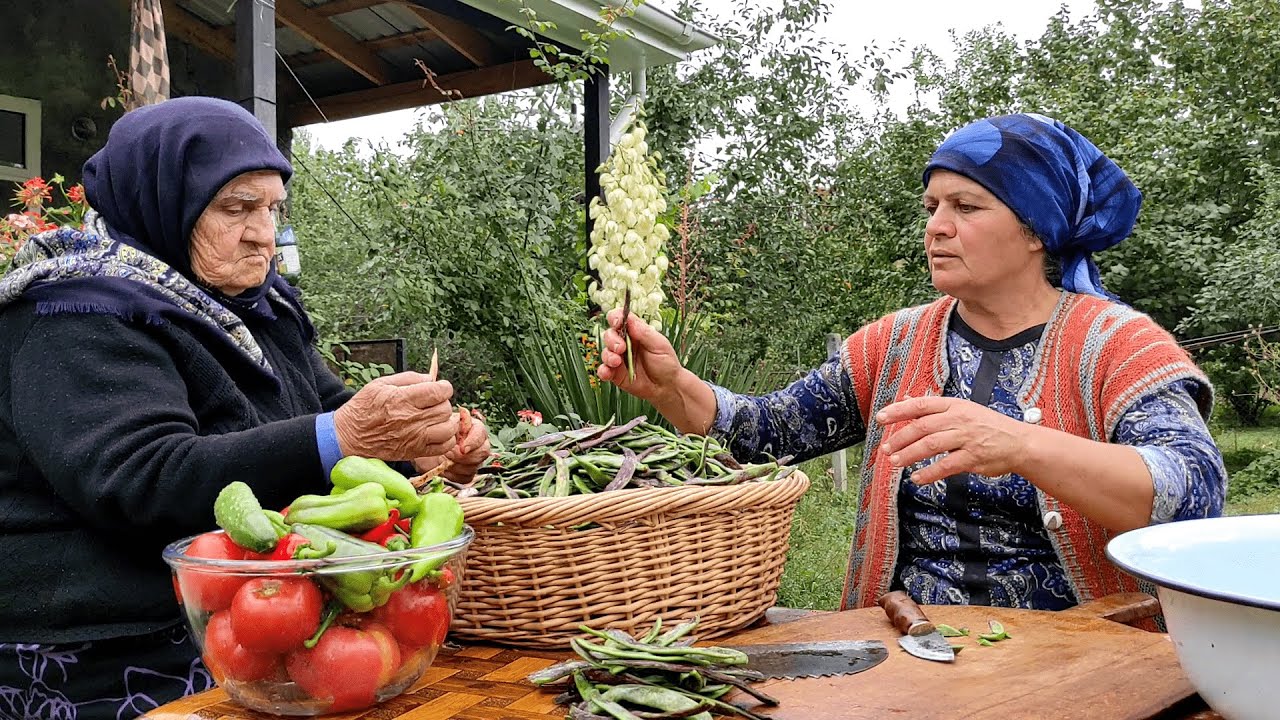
1,3,130,183
1,3,265,187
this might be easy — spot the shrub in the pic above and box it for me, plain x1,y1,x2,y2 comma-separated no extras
1227,451,1280,501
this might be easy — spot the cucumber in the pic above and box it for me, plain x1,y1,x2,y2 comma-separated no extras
213,481,281,553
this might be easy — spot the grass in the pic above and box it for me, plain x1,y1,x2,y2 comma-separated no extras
1216,422,1280,516
775,453,859,611
775,425,1280,611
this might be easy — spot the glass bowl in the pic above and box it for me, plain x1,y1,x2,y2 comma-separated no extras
162,525,473,716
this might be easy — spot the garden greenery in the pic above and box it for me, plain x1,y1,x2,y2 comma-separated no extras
281,0,1280,429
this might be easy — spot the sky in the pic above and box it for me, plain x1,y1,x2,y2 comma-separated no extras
300,0,1099,152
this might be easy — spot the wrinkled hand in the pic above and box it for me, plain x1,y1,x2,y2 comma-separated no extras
597,309,684,401
876,396,1031,484
413,413,492,483
333,372,457,461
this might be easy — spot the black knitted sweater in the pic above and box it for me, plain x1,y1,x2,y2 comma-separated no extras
0,297,352,642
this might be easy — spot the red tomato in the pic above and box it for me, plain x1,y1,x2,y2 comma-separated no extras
230,577,323,654
181,532,248,612
397,642,418,669
364,621,401,687
372,580,450,647
244,533,311,562
434,566,456,590
397,642,434,672
202,610,280,684
285,623,401,711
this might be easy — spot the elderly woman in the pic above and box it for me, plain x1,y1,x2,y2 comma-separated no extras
598,113,1226,614
0,97,489,718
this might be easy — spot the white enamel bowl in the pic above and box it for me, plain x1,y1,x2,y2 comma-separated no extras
1106,514,1280,720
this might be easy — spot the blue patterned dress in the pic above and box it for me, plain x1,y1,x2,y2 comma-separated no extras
707,313,1226,610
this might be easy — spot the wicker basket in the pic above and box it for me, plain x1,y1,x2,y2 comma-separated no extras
448,472,810,648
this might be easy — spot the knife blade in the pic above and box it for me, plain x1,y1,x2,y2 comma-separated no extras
877,590,956,663
722,640,889,679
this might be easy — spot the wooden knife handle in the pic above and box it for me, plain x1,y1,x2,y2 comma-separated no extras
878,590,936,637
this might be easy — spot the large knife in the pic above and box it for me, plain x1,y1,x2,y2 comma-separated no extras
724,640,889,679
877,591,956,663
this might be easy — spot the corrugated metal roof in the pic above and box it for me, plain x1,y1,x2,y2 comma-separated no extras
175,0,527,94
174,0,715,71
168,0,717,122
327,3,419,43
177,0,234,26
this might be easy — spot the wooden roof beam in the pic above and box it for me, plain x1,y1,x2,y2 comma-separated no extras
287,27,439,66
397,2,502,67
288,58,553,125
160,0,236,63
275,0,392,85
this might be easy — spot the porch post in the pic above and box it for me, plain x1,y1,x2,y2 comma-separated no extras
584,68,610,244
236,0,276,137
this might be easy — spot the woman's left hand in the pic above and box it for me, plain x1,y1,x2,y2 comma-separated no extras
413,413,491,483
876,396,1031,484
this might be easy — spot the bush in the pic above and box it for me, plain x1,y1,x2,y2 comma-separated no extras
1228,451,1280,501
1221,447,1268,477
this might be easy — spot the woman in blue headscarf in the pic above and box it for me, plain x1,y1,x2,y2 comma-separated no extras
596,113,1226,615
0,97,490,718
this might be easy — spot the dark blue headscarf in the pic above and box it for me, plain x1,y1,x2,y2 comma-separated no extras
922,113,1143,301
80,96,295,319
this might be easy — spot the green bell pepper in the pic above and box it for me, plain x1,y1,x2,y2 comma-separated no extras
331,456,423,517
286,481,391,533
407,485,465,583
287,523,409,612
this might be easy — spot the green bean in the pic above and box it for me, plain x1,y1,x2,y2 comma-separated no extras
598,686,711,720
536,619,778,720
578,627,748,665
553,452,572,497
474,417,795,498
654,620,698,647
576,673,643,720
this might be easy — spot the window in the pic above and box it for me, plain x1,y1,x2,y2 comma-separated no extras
0,95,41,184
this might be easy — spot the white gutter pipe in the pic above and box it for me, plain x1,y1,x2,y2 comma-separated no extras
609,65,647,148
631,2,716,47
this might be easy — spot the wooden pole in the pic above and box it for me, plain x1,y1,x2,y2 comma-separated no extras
583,68,609,289
236,0,277,137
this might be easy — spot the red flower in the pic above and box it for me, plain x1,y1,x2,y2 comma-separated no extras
66,184,85,204
16,177,51,208
516,409,543,426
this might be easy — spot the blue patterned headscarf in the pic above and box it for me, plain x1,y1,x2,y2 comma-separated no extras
922,113,1143,301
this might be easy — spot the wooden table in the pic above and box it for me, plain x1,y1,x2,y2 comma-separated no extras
143,596,1224,720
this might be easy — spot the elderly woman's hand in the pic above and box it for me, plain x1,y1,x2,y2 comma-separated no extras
333,372,458,461
876,396,1031,484
412,413,491,483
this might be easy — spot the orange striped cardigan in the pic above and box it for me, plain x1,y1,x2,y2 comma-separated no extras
838,292,1214,613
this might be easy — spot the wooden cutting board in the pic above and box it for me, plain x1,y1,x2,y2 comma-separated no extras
143,594,1214,720
718,596,1201,720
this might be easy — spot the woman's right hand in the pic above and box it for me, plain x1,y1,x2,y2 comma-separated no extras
333,372,458,461
597,309,684,402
